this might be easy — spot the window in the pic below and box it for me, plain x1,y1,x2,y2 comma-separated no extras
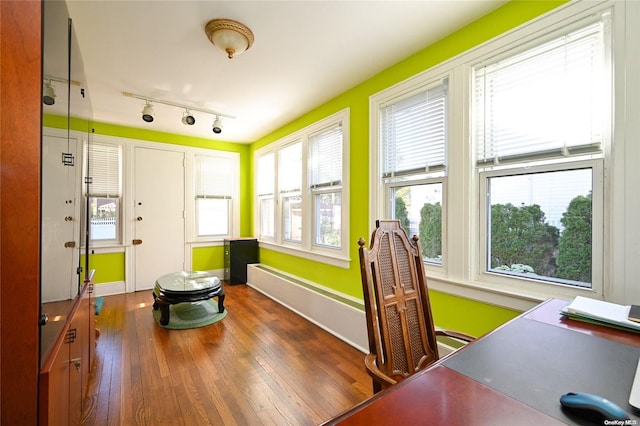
379,79,448,265
254,109,349,265
369,2,618,303
256,152,275,239
474,14,609,290
86,142,122,244
309,124,343,248
194,154,236,238
474,20,606,167
279,142,302,242
482,165,598,288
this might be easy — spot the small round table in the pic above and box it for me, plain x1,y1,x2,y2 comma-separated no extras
152,271,225,326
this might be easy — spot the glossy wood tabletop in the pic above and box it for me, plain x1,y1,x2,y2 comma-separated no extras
325,364,565,425
324,298,640,425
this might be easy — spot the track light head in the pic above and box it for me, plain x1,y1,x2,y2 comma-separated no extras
212,116,223,134
141,102,154,122
182,110,196,125
43,82,56,105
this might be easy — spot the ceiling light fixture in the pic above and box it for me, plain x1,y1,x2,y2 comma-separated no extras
42,76,81,106
141,101,155,122
212,116,223,134
122,92,234,132
182,109,196,126
43,81,56,105
204,18,254,59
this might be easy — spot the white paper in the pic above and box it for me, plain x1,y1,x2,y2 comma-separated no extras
563,296,640,331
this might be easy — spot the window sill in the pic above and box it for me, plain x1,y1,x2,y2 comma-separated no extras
188,240,225,247
426,275,598,313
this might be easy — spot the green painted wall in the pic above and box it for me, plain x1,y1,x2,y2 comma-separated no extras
80,252,125,284
51,0,566,337
192,246,225,271
249,0,566,335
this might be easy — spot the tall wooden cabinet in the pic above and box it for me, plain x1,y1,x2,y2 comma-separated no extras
39,280,96,425
0,1,43,423
38,0,97,423
1,2,96,423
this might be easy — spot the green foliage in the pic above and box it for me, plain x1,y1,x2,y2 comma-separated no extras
394,196,411,231
556,193,592,282
490,203,558,276
419,202,442,260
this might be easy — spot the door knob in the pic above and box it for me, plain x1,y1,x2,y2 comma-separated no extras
132,239,143,245
64,216,73,221
64,241,76,248
137,216,143,221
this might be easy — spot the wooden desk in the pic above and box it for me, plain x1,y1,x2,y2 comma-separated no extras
324,298,640,425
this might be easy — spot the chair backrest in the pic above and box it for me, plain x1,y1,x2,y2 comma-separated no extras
358,220,439,386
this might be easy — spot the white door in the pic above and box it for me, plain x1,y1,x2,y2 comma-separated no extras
41,135,81,302
134,147,185,290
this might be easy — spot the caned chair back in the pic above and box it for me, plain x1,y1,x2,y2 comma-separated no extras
358,220,439,391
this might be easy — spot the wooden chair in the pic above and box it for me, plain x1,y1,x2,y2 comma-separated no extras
358,220,475,393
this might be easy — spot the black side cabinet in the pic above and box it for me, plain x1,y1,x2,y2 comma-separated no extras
224,238,259,284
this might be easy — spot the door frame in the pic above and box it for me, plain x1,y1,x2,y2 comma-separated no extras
124,139,191,293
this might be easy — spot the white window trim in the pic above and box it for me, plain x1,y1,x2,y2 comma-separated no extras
84,141,123,246
254,108,350,268
187,150,240,243
478,160,604,301
371,71,453,278
369,0,629,310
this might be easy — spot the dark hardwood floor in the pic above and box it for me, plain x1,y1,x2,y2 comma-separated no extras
81,284,372,425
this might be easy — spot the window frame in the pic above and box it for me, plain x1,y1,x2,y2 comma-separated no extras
254,108,350,267
385,176,447,267
478,159,604,298
369,1,616,305
278,141,303,245
371,73,452,277
256,152,275,241
189,150,240,243
84,141,123,247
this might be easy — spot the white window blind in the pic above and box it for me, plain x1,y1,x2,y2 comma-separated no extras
279,142,302,193
474,19,607,166
256,152,274,197
195,155,234,198
87,142,120,197
309,124,342,189
381,79,448,178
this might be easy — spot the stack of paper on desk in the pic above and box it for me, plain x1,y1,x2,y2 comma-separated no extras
561,296,640,332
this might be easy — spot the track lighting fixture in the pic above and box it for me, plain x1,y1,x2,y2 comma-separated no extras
122,92,234,133
42,76,81,106
212,116,223,134
43,81,56,105
182,110,196,126
141,102,155,122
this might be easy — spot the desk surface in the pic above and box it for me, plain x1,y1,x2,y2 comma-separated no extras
325,298,640,425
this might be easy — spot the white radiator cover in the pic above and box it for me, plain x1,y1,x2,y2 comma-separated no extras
246,264,457,357
247,264,369,353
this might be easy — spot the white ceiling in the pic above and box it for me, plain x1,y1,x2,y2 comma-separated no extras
64,0,505,143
